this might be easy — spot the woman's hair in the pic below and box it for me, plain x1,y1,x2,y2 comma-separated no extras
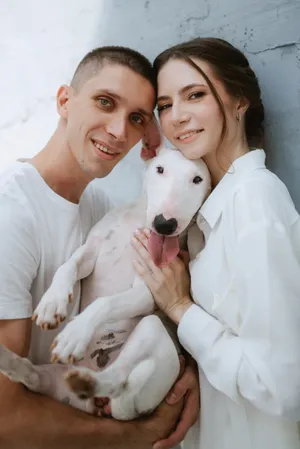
153,37,264,148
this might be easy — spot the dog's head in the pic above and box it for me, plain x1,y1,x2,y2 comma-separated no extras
141,117,211,268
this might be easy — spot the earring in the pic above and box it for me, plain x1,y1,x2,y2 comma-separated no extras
236,112,241,121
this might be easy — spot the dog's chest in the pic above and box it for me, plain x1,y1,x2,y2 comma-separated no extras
77,211,145,371
80,210,144,309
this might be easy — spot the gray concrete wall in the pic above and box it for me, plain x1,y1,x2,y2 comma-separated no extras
97,0,300,210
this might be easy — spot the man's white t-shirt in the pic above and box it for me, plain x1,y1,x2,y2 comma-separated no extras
0,161,112,364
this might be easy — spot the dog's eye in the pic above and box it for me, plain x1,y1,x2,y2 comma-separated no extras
156,166,164,174
193,176,202,184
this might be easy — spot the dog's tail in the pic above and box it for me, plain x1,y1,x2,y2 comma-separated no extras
0,344,41,391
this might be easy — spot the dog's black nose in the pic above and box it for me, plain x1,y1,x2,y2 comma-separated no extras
153,214,178,235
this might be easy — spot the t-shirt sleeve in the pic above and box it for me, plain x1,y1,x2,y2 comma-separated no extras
0,195,39,319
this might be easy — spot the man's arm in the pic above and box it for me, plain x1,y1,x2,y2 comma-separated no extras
0,196,183,448
0,318,183,449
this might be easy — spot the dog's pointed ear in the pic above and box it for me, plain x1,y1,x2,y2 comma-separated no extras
140,115,164,161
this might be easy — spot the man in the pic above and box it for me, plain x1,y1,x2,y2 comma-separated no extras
0,46,199,449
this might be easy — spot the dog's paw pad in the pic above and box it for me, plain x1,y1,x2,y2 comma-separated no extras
65,370,96,399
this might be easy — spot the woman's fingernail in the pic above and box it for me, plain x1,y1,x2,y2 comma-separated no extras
143,228,150,236
134,229,141,235
168,393,177,404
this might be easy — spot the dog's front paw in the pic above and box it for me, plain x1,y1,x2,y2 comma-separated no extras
50,318,92,363
32,284,73,330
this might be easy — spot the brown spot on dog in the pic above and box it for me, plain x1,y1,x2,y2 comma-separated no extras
90,343,123,368
65,371,96,399
105,230,114,240
101,332,115,341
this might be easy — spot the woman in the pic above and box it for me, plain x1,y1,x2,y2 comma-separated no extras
132,38,300,449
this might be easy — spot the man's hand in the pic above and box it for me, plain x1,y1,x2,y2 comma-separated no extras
153,354,200,449
138,395,184,447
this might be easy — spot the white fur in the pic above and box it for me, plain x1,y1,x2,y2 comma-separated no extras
0,122,210,420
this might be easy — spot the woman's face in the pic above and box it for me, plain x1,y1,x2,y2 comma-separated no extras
157,58,241,161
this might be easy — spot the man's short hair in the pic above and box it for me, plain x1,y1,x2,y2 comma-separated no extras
71,46,157,97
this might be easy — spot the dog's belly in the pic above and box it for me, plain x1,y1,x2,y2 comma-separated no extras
78,226,143,372
76,316,141,372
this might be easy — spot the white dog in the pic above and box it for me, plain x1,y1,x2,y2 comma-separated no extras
0,119,210,420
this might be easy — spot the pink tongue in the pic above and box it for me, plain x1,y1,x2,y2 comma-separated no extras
148,232,180,268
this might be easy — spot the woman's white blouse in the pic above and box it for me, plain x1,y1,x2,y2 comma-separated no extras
180,150,300,449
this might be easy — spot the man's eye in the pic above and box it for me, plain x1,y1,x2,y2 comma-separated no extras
156,166,164,174
131,114,144,125
193,176,202,184
98,98,112,107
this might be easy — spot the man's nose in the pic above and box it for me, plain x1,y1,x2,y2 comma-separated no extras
106,117,127,142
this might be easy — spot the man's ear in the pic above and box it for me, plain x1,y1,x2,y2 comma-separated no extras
56,85,71,119
140,115,164,161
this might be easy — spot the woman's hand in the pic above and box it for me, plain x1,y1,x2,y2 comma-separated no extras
132,229,194,324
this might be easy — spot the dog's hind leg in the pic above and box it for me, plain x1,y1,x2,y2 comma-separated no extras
0,344,100,416
65,314,180,420
0,344,42,392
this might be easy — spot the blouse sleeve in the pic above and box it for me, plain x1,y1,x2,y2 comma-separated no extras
178,184,300,420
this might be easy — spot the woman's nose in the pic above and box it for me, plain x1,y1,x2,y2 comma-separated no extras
171,105,191,127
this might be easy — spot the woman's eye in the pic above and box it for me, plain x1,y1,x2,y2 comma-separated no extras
131,114,144,125
98,98,112,107
157,104,171,113
193,175,202,184
156,166,164,174
189,92,204,100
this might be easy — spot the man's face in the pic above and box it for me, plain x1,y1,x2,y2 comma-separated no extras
60,64,155,179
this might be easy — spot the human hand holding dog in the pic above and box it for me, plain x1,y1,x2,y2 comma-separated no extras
152,354,200,449
132,229,194,324
94,355,200,449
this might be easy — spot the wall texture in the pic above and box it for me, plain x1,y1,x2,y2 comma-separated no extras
1,0,299,209
96,0,300,209
0,0,104,168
